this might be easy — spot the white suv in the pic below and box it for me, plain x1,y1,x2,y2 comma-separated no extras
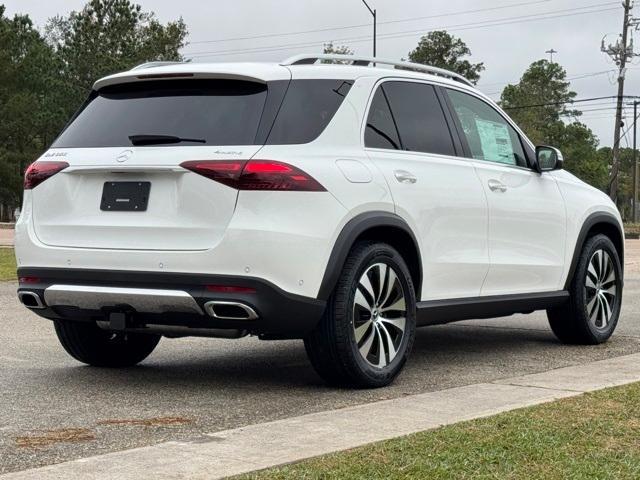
15,54,624,387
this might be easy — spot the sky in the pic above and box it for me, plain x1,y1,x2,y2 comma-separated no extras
4,0,639,147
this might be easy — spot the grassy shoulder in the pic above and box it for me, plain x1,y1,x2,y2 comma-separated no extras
0,248,17,281
241,382,640,480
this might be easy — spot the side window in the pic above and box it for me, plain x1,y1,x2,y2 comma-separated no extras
446,89,527,167
382,81,456,156
266,79,353,145
365,87,401,149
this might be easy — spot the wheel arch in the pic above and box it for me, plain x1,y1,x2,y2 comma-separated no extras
317,212,422,300
564,212,624,289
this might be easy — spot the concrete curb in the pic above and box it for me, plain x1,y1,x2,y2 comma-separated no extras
3,352,640,480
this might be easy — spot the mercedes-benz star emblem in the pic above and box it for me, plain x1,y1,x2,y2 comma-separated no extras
116,150,133,163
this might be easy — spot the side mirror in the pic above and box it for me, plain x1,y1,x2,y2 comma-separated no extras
535,146,564,172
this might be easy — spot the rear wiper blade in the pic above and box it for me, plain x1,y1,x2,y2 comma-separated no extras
128,134,206,146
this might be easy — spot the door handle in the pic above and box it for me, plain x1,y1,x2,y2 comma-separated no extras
487,179,507,193
394,170,417,184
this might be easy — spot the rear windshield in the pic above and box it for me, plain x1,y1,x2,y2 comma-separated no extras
52,80,268,148
52,78,353,148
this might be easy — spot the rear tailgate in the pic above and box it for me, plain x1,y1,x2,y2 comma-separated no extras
32,146,262,251
31,71,289,251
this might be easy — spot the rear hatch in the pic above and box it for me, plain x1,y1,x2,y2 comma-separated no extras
32,73,286,251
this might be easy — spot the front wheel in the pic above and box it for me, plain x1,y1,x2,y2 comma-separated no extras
54,320,161,367
305,241,416,388
547,234,623,344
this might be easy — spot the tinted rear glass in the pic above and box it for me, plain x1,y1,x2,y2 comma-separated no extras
52,80,268,148
266,79,353,144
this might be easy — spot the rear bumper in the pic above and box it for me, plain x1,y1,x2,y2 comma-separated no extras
17,268,326,339
16,188,348,299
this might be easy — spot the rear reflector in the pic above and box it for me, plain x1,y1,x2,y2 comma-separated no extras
206,285,256,294
24,161,69,190
180,160,326,191
19,277,40,284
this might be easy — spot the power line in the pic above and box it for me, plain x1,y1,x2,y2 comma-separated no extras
502,95,640,110
186,0,552,46
618,110,640,142
575,114,623,119
479,69,616,89
186,4,617,58
184,3,619,59
564,100,624,108
562,106,621,114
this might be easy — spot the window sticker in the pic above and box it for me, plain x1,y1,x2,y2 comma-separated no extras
474,118,515,165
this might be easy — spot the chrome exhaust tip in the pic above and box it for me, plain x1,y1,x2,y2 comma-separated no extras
204,301,258,320
18,291,45,309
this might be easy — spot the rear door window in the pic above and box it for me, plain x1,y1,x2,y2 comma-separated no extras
53,80,268,148
382,81,456,156
266,79,353,144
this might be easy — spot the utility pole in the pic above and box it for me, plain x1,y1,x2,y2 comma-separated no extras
545,48,557,63
601,0,639,203
634,100,639,222
361,0,376,58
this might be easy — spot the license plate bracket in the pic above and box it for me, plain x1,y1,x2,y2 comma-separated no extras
100,182,151,212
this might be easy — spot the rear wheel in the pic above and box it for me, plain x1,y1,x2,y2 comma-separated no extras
54,320,161,367
305,241,416,388
547,234,622,344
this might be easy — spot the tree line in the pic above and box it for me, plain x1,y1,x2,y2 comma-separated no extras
0,1,636,221
0,0,186,220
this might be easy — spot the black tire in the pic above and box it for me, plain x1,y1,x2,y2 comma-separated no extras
547,234,623,344
304,241,416,388
54,320,161,367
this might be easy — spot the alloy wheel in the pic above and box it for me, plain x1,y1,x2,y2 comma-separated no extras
584,249,617,329
352,262,407,368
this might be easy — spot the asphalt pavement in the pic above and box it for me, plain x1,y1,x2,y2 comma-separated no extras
1,241,639,474
0,228,13,247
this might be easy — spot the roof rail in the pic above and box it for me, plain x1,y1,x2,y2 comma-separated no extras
281,54,474,87
130,61,185,71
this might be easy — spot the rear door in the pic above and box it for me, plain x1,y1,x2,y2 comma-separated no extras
364,80,489,301
444,88,566,295
33,79,280,251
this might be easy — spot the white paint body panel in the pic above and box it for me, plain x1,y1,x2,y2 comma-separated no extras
15,60,623,304
32,146,258,251
473,162,567,295
367,148,489,300
552,169,624,280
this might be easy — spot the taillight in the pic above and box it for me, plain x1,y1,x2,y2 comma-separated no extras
180,160,326,192
24,161,69,190
180,161,244,189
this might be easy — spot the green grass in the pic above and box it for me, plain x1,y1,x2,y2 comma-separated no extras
0,248,17,281
240,382,640,480
625,223,640,236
